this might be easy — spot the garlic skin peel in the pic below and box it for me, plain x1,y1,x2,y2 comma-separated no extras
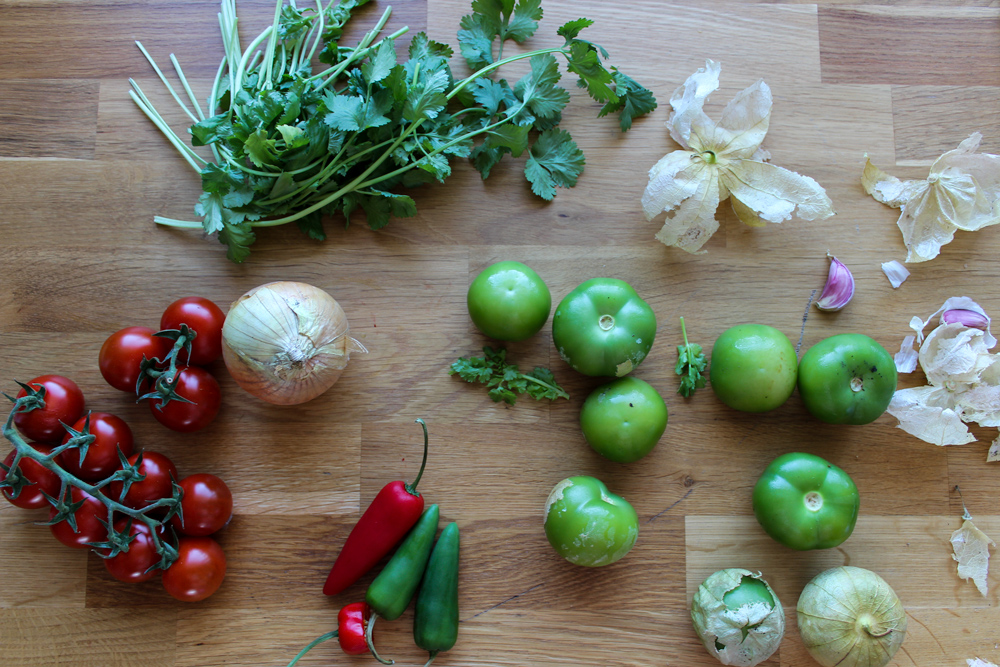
222,281,366,405
797,566,906,667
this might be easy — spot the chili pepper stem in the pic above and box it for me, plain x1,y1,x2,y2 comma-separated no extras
365,612,395,665
406,418,429,495
423,650,440,667
285,630,338,667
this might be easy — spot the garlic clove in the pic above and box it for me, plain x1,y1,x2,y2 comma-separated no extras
814,255,855,311
942,309,991,330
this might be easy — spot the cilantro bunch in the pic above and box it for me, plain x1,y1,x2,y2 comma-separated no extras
131,0,655,262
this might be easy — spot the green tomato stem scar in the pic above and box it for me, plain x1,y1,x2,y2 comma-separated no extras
850,376,864,392
804,491,823,511
599,314,615,331
701,150,717,164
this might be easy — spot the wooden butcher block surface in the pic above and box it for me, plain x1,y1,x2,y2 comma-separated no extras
2,0,1000,664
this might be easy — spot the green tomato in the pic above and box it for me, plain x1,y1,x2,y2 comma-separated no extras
467,261,551,341
752,452,860,550
543,476,639,567
709,324,797,413
797,333,897,425
580,377,667,463
551,278,657,377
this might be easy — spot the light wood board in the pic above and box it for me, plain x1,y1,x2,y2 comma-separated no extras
2,0,1000,665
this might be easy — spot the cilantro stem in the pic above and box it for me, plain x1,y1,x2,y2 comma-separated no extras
447,46,564,101
260,0,286,89
313,7,396,91
680,316,691,349
134,41,200,124
524,374,570,400
128,84,206,174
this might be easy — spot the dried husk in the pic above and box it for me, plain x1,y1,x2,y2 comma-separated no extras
690,568,785,667
797,566,906,667
221,281,366,405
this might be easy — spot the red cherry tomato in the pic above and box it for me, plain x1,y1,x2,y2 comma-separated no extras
49,488,108,549
109,451,178,510
1,444,60,509
160,297,226,366
149,367,221,433
99,327,173,393
162,536,226,602
13,375,85,444
57,412,134,483
169,474,233,536
102,518,162,583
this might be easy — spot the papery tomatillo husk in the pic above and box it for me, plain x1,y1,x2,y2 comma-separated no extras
691,568,785,667
221,281,366,405
797,566,907,667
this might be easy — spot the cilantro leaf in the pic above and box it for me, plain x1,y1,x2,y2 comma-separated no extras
457,13,496,71
564,40,616,103
450,346,569,405
361,39,397,84
675,317,707,398
514,54,570,121
504,0,542,42
403,69,449,122
524,129,584,200
599,68,658,131
325,91,393,131
557,18,594,42
190,112,232,146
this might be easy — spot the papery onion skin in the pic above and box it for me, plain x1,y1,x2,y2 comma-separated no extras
797,566,906,667
221,281,365,405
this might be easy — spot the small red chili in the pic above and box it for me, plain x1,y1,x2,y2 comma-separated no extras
323,419,430,597
285,602,375,666
337,602,371,655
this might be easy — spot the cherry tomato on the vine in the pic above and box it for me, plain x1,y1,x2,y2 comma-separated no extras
57,412,134,483
1,444,60,509
99,326,173,393
49,488,108,549
149,367,221,433
162,536,226,602
13,375,85,444
160,297,226,366
109,451,178,510
169,474,233,536
102,518,162,583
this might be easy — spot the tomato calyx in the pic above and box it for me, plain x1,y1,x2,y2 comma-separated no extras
136,324,200,407
5,380,47,413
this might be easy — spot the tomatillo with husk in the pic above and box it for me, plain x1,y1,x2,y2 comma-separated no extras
691,568,785,667
797,566,907,667
752,452,859,550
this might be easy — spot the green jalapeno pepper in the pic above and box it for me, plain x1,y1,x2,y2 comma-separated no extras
414,521,460,666
366,504,440,622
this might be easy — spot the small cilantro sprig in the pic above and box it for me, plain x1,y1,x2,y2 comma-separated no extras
131,0,655,262
450,346,569,405
675,317,707,398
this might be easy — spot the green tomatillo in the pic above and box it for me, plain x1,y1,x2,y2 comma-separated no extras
467,261,551,342
551,278,657,377
543,476,639,567
797,333,897,425
709,324,797,413
752,452,859,550
691,569,785,667
580,377,668,463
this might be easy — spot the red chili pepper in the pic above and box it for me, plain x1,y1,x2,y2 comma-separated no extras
337,602,371,655
323,419,429,597
285,602,374,666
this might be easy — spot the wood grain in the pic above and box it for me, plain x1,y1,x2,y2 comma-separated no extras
2,0,1000,665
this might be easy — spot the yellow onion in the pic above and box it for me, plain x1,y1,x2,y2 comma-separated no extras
221,281,366,405
797,566,907,667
